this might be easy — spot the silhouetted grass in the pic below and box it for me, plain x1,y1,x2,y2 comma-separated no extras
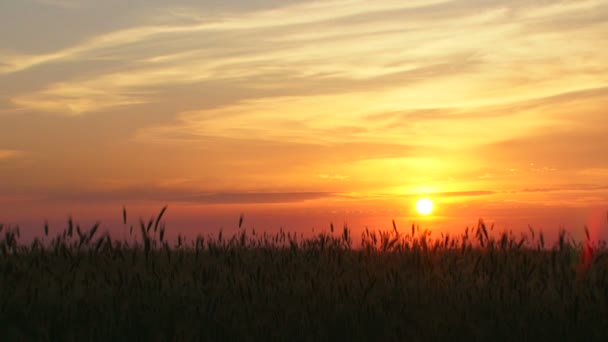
1,208,607,341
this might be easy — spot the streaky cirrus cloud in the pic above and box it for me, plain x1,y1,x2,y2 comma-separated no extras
3,0,606,115
18,186,338,205
0,0,607,232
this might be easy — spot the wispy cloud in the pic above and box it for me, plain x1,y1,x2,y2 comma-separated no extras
318,174,350,181
181,192,334,204
516,185,608,194
5,0,607,115
0,149,22,160
0,0,449,74
433,190,496,197
33,0,83,9
32,187,336,204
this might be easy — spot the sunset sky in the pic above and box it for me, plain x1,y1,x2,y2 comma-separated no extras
1,0,607,242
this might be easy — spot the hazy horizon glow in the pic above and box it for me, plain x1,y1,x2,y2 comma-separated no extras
1,0,607,241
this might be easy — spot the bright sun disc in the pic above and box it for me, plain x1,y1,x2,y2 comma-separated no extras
416,198,434,215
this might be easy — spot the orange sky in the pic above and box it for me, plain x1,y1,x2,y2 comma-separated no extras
1,0,607,242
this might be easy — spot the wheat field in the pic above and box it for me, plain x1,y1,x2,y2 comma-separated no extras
1,207,607,341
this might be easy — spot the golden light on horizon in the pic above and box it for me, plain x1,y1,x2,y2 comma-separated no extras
415,198,434,216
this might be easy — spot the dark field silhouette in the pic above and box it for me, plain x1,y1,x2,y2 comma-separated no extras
1,208,607,341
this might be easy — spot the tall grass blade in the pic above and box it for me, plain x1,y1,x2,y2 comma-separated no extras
154,205,168,233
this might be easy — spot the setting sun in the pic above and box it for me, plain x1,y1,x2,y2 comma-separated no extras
416,198,434,216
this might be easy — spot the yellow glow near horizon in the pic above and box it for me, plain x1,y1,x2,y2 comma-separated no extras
416,198,434,216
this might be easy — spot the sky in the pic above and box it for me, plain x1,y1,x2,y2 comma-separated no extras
1,0,607,243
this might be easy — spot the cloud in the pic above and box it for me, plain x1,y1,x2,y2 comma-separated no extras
381,190,496,199
433,190,496,197
9,54,481,115
33,0,83,9
0,0,449,75
318,174,350,181
515,185,608,194
180,192,334,204
480,120,608,172
0,150,22,160
519,0,608,33
11,82,149,115
31,186,336,204
365,86,608,125
6,0,607,115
